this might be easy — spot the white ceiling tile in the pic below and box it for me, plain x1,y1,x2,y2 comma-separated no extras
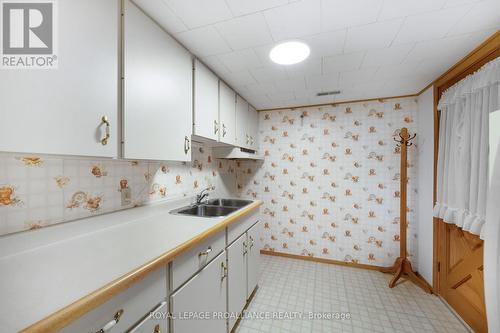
253,44,278,67
448,0,500,35
305,73,340,91
165,0,233,29
303,29,346,57
444,0,483,8
338,68,378,87
273,77,307,92
199,55,231,76
374,62,420,80
225,0,289,16
176,26,231,57
322,52,365,74
264,0,321,40
132,0,188,33
285,57,322,78
250,65,289,83
378,0,448,21
267,91,296,100
221,70,257,86
217,49,263,72
215,13,274,50
393,5,471,44
321,0,383,32
344,19,404,53
403,32,487,65
245,82,278,95
361,43,414,68
293,89,320,99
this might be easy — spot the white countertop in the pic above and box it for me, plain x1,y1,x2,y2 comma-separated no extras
0,197,255,332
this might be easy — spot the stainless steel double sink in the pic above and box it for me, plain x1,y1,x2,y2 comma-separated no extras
170,198,253,217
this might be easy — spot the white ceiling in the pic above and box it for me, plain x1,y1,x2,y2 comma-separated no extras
133,0,500,109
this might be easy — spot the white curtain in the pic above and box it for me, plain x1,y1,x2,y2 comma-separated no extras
433,57,500,239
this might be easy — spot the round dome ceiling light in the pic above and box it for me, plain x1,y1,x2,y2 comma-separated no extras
269,41,310,65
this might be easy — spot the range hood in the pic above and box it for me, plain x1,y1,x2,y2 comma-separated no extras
213,147,263,160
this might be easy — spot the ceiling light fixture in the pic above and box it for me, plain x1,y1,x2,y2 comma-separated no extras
269,41,310,65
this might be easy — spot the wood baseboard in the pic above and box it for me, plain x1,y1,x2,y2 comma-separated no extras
260,250,387,271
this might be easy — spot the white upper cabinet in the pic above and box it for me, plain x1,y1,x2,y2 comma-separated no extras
248,105,259,150
123,0,192,161
0,0,119,157
218,81,237,145
235,95,250,149
193,59,219,141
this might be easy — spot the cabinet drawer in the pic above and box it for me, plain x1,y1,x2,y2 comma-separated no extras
228,211,258,245
127,301,168,333
61,266,168,333
171,231,225,291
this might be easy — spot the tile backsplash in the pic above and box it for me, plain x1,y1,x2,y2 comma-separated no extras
0,144,236,236
236,97,419,268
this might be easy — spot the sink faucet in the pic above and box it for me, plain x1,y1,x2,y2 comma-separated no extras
195,187,210,204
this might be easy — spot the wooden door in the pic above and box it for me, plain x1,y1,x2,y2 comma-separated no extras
123,0,192,161
0,0,119,157
219,81,236,145
437,221,487,332
193,59,219,141
170,252,227,333
227,233,247,330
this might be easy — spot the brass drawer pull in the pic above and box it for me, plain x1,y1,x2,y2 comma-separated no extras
184,136,190,154
95,309,123,333
100,116,110,146
221,262,228,281
198,246,213,257
154,324,161,333
214,120,219,134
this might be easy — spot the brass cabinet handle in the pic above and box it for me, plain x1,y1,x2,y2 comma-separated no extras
214,120,219,134
198,246,212,257
184,136,190,154
95,309,123,333
154,324,161,333
222,123,227,137
100,116,110,146
221,262,228,281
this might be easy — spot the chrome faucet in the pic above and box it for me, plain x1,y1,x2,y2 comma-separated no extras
195,187,210,204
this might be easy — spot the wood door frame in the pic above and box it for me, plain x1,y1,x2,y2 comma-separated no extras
432,31,500,292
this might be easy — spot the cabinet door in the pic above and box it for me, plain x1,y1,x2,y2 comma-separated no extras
193,59,219,141
128,301,168,333
227,233,248,330
235,95,249,149
248,105,259,151
123,0,192,161
0,0,119,157
170,252,227,333
247,222,261,299
219,81,236,145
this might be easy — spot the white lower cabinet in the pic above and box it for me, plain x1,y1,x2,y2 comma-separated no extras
170,252,227,333
128,301,168,333
246,222,260,299
61,266,168,333
227,233,248,329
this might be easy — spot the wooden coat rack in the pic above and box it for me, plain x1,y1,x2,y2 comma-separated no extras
381,127,432,293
